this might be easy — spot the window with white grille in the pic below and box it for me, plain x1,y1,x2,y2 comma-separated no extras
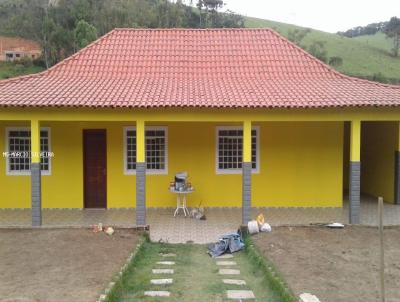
216,127,259,174
124,127,168,174
6,128,51,175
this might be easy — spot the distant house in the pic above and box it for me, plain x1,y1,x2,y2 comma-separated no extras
0,36,41,62
0,28,400,227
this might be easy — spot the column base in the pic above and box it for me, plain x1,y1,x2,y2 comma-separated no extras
395,151,400,205
242,162,252,225
31,162,42,227
136,162,146,225
349,161,361,224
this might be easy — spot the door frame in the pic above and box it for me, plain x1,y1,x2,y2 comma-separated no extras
83,129,107,209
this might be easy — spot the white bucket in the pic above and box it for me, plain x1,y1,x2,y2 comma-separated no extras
248,220,259,234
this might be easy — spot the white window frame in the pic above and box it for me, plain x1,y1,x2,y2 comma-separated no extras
5,127,52,176
215,126,260,175
123,126,168,175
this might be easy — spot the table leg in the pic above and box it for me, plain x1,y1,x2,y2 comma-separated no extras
183,194,187,217
174,194,180,217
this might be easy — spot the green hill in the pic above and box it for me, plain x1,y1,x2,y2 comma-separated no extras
0,5,399,84
245,17,400,83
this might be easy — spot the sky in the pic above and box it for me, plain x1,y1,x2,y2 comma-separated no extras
209,0,399,33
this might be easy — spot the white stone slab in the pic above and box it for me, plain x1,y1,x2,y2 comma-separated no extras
150,278,173,285
219,269,240,275
216,254,234,259
227,290,255,300
299,293,321,302
160,253,176,257
222,279,246,285
144,291,171,297
152,269,174,274
157,261,175,265
217,261,237,266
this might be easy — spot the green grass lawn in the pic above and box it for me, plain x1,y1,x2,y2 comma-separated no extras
245,17,400,83
0,61,44,80
107,241,293,302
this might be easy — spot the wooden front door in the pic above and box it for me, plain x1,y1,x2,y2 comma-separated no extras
83,130,107,208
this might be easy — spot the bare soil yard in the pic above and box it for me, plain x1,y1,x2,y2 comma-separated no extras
253,226,400,302
0,228,140,302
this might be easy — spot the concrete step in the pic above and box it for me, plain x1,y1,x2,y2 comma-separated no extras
150,278,173,285
227,290,255,300
219,269,240,275
152,269,174,274
160,253,177,257
157,261,175,265
217,261,237,266
222,279,246,285
144,291,171,297
215,254,234,259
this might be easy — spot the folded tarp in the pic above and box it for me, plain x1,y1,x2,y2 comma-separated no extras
207,232,244,257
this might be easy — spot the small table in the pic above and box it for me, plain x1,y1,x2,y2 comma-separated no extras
170,188,194,217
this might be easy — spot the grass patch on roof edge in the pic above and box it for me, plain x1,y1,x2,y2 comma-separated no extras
244,235,297,302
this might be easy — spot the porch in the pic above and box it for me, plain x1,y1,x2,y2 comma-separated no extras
1,113,400,229
1,196,399,243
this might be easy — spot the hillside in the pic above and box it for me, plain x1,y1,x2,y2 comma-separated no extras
0,2,399,84
245,17,400,83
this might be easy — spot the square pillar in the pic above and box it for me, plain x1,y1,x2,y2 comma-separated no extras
349,120,361,224
136,120,146,226
242,120,252,225
395,122,400,205
31,119,42,226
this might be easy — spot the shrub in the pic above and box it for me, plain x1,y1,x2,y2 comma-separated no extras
328,56,343,67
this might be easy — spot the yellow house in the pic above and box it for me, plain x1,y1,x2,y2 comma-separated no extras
1,28,400,226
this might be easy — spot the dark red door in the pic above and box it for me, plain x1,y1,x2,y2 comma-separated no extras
83,130,107,208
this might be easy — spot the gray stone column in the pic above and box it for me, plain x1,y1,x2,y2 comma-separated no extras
349,161,361,224
136,162,146,225
395,151,400,205
31,163,42,226
242,162,252,225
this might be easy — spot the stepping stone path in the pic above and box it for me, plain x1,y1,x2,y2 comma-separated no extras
219,269,241,275
216,254,234,259
223,279,246,285
227,290,255,300
144,291,171,297
160,253,176,257
151,279,173,285
152,269,174,274
214,254,256,300
157,261,175,265
147,253,176,298
217,261,237,266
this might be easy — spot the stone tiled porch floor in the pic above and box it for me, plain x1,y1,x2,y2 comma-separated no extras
1,196,399,243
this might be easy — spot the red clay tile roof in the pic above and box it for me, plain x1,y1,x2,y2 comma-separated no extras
0,28,400,108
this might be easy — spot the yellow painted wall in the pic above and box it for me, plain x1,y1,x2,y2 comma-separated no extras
0,121,344,208
361,122,397,203
253,122,343,207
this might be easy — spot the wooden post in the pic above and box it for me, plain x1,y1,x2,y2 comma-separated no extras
378,197,385,302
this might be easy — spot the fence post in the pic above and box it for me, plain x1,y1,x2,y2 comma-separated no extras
378,197,385,302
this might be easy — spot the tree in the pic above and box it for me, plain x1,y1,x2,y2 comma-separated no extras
384,16,400,57
74,19,97,50
287,28,310,47
328,56,343,67
308,40,328,62
196,0,224,28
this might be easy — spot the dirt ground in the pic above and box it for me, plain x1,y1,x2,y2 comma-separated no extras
253,226,400,302
0,228,140,302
